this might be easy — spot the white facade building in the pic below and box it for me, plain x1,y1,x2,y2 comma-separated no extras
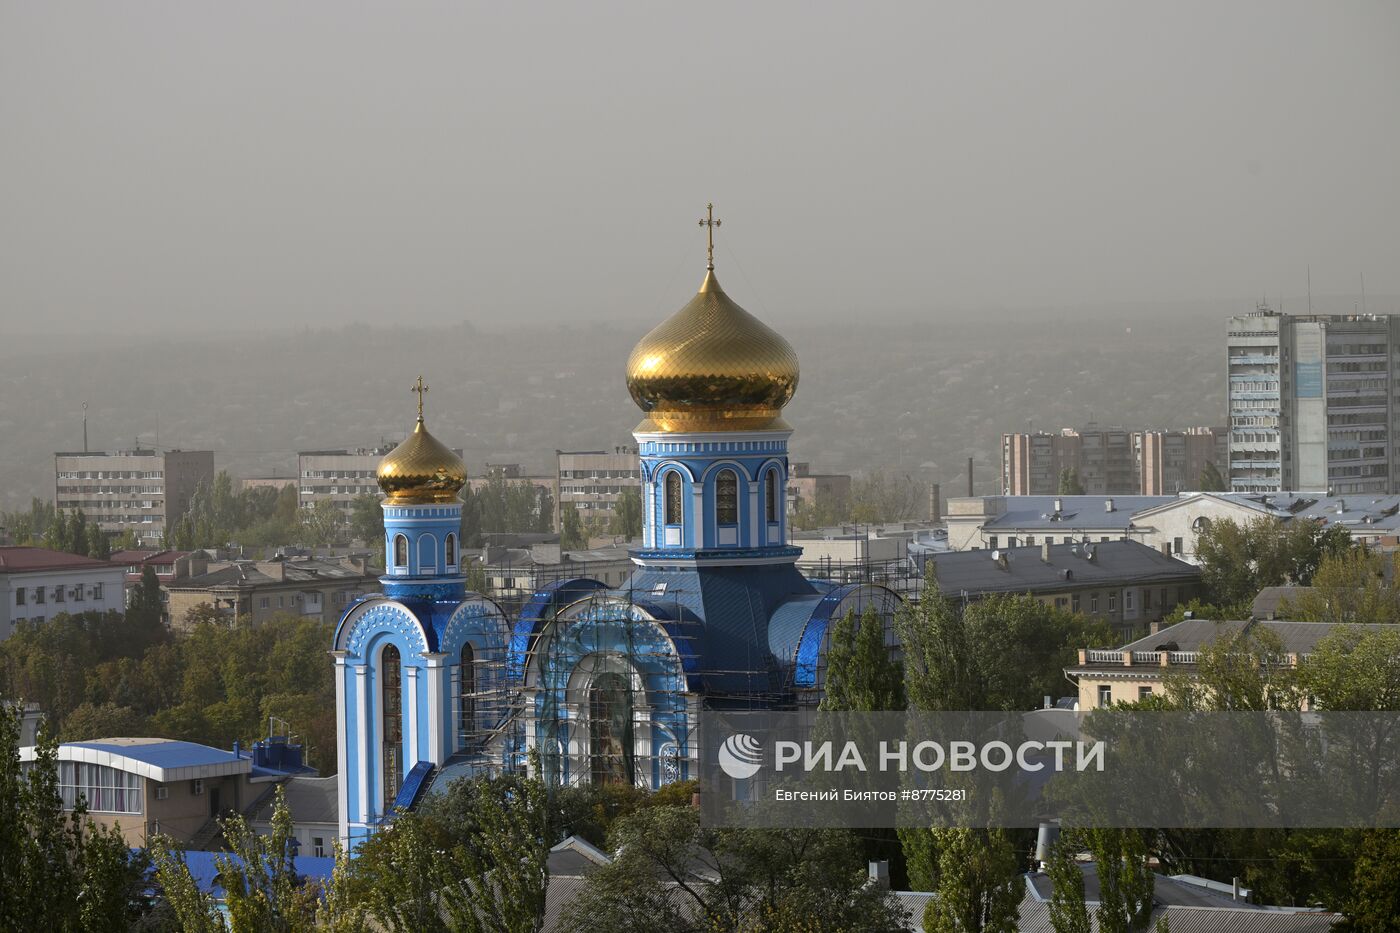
0,547,127,640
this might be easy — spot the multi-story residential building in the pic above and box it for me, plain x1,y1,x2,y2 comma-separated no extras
464,462,557,501
555,448,640,529
241,476,298,493
1228,304,1400,494
163,555,377,630
786,462,852,517
1065,618,1389,709
921,540,1201,641
53,449,214,545
1003,428,1227,496
0,547,127,640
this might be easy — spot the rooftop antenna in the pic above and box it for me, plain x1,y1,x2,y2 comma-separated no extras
1307,265,1313,314
82,401,88,453
155,412,159,450
1361,272,1367,315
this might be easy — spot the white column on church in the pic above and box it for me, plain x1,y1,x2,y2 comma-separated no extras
334,653,349,841
425,654,446,764
691,484,705,548
747,481,759,547
354,666,369,822
645,480,656,547
405,666,420,766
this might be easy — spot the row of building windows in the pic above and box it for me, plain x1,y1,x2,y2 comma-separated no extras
302,469,378,479
56,761,142,814
56,471,164,480
14,583,104,606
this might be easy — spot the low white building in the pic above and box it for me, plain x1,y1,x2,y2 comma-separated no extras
0,547,127,639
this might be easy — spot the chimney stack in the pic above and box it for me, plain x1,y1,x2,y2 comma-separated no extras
1105,498,1115,513
1041,540,1051,562
967,457,974,497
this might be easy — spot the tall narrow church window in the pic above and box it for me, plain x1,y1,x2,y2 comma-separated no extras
393,534,408,568
766,470,779,523
445,533,457,567
380,645,402,810
589,672,633,785
715,470,738,525
457,643,475,750
664,472,683,526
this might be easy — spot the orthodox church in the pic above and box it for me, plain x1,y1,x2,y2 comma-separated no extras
333,209,899,848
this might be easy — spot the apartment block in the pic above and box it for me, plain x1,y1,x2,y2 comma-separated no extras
1137,428,1229,494
786,462,852,517
1228,305,1400,494
1002,428,1226,496
556,448,640,529
54,449,214,544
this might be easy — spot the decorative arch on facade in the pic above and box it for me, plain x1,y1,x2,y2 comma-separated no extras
418,533,438,574
392,534,409,569
525,594,695,789
758,460,786,527
334,598,435,656
714,468,739,526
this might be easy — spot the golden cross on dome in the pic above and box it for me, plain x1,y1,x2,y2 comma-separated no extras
412,376,429,421
698,202,721,270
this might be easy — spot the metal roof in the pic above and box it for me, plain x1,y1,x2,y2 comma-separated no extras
21,738,250,783
924,540,1199,597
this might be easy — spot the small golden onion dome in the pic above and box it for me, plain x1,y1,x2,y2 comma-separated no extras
625,269,799,433
377,417,467,504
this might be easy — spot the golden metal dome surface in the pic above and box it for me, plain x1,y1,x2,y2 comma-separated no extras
378,381,467,503
625,268,799,433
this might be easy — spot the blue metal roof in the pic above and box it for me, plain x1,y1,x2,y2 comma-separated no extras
177,850,335,899
982,495,1174,531
71,740,241,769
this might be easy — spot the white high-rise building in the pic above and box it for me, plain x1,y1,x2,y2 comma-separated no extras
1228,305,1400,494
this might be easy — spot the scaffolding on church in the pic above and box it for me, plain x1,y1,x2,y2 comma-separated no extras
518,574,792,791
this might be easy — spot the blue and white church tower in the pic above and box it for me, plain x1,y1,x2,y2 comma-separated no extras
332,379,512,849
512,205,899,791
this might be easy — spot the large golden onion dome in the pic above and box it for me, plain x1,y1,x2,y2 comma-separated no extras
626,260,799,433
377,379,467,503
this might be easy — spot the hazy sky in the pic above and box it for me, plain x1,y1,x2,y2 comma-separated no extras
2,1,1397,335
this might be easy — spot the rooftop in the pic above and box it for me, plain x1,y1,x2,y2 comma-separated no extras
0,547,121,575
923,540,1199,597
170,556,375,589
21,737,251,782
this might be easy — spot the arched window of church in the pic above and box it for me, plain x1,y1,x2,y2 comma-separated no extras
445,533,457,567
715,470,738,525
664,472,683,526
380,644,403,810
457,642,475,750
589,672,633,785
765,470,779,523
393,534,408,568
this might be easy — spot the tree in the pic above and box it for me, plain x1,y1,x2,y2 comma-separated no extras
1082,829,1155,933
1299,625,1400,712
304,498,347,548
1194,516,1355,610
561,503,588,550
1057,468,1085,496
0,706,150,932
59,701,145,741
922,827,1021,933
350,771,550,933
609,487,643,540
1339,830,1400,932
1046,838,1091,933
563,805,910,933
820,605,904,713
850,472,926,524
1282,549,1400,626
1197,461,1227,492
349,494,385,547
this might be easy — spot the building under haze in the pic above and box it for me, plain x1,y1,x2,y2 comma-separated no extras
1228,305,1400,494
1002,427,1225,496
555,448,640,530
53,449,214,545
299,445,457,522
331,231,898,849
